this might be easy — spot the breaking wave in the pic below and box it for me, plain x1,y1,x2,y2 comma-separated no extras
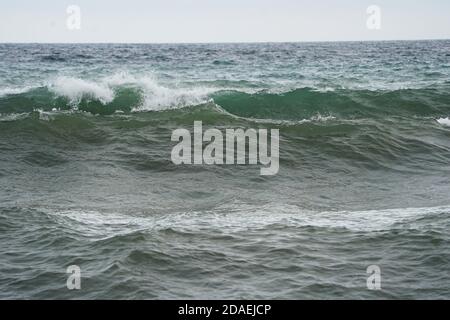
1,74,450,123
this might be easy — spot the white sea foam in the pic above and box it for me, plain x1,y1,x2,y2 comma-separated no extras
437,117,450,127
132,77,213,112
33,108,66,122
195,202,450,232
46,73,214,111
41,203,450,239
106,72,214,111
50,77,115,105
214,103,336,125
0,86,36,97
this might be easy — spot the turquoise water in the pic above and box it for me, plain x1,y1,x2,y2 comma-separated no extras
0,41,450,299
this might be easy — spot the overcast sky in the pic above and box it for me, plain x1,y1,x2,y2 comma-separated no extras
0,0,449,43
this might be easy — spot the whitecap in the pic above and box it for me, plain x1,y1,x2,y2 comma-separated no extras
437,117,450,127
0,86,36,97
49,76,115,105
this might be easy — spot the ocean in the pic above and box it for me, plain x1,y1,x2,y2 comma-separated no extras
0,41,449,299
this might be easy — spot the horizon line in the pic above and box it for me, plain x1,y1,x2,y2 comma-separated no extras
1,38,449,45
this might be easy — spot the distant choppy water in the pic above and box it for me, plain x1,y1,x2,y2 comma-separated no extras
1,41,450,299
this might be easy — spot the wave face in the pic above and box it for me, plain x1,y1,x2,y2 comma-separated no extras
3,81,450,119
1,42,450,299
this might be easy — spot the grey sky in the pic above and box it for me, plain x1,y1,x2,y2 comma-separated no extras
0,0,449,43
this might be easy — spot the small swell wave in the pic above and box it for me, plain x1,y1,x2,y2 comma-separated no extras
211,87,450,121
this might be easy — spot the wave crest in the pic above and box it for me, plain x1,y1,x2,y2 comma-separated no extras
48,73,214,112
50,77,115,105
1,73,450,121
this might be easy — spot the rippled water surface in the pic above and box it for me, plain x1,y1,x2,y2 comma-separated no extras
1,41,450,299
